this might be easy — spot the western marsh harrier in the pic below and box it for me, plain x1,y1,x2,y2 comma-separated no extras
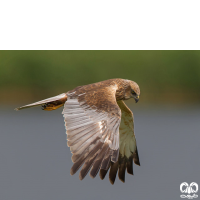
15,78,140,184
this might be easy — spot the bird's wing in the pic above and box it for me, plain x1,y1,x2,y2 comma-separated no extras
62,86,121,180
100,100,140,184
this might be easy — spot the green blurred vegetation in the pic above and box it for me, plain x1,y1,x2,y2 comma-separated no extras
0,51,200,105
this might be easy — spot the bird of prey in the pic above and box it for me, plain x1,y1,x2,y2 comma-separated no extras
15,78,140,184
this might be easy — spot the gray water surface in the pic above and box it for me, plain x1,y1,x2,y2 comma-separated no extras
0,106,200,200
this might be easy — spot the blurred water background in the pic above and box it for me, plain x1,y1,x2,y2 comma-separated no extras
0,51,200,200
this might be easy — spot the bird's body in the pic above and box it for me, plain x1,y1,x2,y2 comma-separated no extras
15,78,140,184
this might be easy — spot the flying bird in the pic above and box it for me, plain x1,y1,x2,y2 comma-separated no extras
15,78,140,184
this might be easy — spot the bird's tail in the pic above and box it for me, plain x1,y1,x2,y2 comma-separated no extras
15,93,68,111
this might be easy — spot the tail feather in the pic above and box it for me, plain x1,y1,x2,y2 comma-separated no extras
15,93,67,111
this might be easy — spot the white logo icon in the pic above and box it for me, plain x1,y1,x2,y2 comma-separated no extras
180,182,198,199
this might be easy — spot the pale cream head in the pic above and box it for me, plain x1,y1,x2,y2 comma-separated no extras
124,80,140,102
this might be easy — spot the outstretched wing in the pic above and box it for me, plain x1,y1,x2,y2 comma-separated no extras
100,100,140,184
62,86,121,180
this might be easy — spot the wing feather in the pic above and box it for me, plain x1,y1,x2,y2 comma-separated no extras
116,100,140,182
70,137,100,174
100,149,112,170
126,156,134,175
90,143,110,178
64,90,139,183
109,161,119,184
99,165,110,180
79,141,104,180
118,157,126,183
63,87,121,180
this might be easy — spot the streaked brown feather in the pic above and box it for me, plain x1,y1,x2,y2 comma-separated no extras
133,147,140,166
109,161,119,185
111,149,119,163
79,141,103,180
71,137,99,163
100,149,112,170
118,156,126,183
90,143,110,178
99,165,110,180
126,156,134,175
70,155,86,175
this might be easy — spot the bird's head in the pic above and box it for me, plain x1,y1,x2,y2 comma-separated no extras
125,80,140,103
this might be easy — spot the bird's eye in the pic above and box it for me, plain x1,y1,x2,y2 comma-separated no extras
131,90,136,95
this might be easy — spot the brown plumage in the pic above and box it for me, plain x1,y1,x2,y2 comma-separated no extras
15,78,140,184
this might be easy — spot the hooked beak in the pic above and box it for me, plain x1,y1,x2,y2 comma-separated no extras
134,95,139,103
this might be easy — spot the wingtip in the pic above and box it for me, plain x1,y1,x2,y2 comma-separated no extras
99,169,109,180
134,147,140,166
134,159,140,166
89,173,95,179
70,168,75,176
127,170,134,175
14,108,19,111
79,173,84,180
109,179,115,185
